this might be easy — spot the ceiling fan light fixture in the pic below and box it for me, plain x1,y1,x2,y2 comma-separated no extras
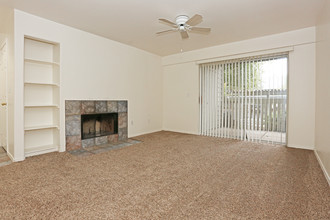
179,25,185,31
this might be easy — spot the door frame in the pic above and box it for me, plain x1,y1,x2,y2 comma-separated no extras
0,39,8,152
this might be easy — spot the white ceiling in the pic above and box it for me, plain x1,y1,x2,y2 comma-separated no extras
0,0,325,56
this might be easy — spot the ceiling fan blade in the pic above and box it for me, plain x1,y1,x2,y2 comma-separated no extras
186,14,203,26
190,27,211,33
156,29,177,35
159,18,177,27
180,31,189,39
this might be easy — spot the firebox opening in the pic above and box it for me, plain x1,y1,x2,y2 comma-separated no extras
81,113,118,140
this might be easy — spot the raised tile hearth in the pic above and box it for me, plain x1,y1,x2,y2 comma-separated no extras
68,139,142,157
65,100,128,151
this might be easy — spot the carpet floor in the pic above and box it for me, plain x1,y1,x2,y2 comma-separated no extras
0,131,329,219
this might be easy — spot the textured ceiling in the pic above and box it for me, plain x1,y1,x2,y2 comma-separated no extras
0,0,325,56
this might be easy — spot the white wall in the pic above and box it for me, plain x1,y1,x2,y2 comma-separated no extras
0,34,5,43
287,43,315,149
163,63,199,133
0,6,15,160
162,27,316,149
13,10,163,161
315,1,330,182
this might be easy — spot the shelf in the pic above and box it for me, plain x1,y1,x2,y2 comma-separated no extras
24,82,59,87
24,125,59,131
24,37,60,158
24,58,59,66
25,144,58,157
24,104,59,108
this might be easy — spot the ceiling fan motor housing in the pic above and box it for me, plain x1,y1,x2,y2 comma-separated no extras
175,15,189,26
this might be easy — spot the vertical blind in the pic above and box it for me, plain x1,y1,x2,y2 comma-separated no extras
199,53,288,144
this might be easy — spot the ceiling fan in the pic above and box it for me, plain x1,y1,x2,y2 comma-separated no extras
156,14,211,39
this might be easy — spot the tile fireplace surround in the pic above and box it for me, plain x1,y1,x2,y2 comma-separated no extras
65,100,128,151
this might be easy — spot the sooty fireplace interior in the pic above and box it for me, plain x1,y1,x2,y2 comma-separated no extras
81,113,118,140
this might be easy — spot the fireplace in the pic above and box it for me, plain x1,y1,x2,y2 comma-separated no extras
65,100,127,151
81,113,118,140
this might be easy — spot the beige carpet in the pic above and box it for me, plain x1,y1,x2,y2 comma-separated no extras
0,131,329,219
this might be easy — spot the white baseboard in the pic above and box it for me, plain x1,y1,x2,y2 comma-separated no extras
7,151,25,162
58,145,65,152
129,129,162,138
6,151,15,162
162,128,198,135
314,150,330,186
287,144,314,150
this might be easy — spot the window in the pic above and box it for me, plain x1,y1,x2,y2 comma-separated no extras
200,53,288,144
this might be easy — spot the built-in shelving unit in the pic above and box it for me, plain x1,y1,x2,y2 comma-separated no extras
24,37,60,157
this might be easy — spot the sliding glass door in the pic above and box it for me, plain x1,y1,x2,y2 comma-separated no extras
200,53,288,145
